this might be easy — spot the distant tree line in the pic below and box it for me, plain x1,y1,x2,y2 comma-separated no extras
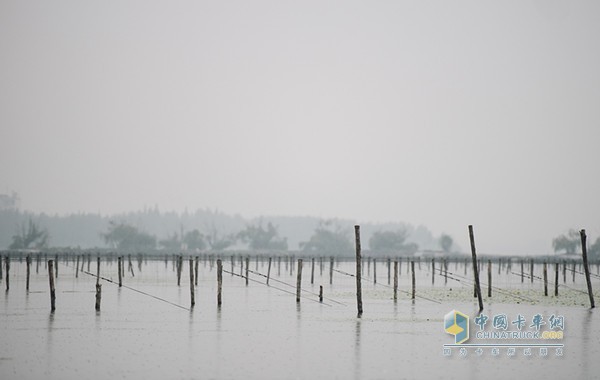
0,195,455,256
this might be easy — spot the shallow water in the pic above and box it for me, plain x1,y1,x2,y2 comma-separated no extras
1,258,599,379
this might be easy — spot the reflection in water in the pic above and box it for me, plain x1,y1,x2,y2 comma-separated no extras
581,309,593,379
354,318,362,380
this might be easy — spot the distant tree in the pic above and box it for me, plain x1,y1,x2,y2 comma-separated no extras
238,221,288,250
159,233,180,250
589,237,600,260
102,221,156,251
552,229,581,255
206,224,236,251
183,229,206,251
439,234,453,253
9,218,49,249
300,220,352,256
369,230,407,251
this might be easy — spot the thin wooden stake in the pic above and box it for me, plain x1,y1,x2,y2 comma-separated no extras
411,260,415,300
296,259,303,303
581,229,595,308
319,285,323,303
217,259,223,306
189,258,195,308
431,258,435,285
468,225,484,311
267,257,272,285
26,255,31,292
245,257,250,286
393,260,398,302
95,257,101,311
543,262,548,296
554,262,559,297
48,260,55,311
329,257,334,285
355,225,363,316
373,258,377,285
311,258,315,285
118,257,122,287
487,259,492,297
195,256,199,286
76,255,80,278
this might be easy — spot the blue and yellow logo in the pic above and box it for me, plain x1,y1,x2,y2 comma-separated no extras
444,310,469,344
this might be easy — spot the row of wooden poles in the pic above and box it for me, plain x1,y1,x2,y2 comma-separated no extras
353,225,596,316
1,226,596,314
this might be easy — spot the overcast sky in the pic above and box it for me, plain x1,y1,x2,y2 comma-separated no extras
1,1,599,255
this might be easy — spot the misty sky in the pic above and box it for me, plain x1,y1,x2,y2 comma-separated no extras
1,1,599,255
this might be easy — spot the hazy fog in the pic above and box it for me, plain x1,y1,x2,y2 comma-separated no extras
1,1,599,255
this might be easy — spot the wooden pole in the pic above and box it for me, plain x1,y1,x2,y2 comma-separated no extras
487,259,492,297
393,260,398,302
55,254,58,278
189,258,195,308
311,258,315,285
355,225,363,316
444,259,448,285
468,225,484,311
431,258,435,285
76,255,80,278
217,259,223,306
329,257,334,285
373,258,377,285
554,262,559,297
387,258,391,285
26,255,31,292
563,260,566,284
245,256,250,286
520,260,524,283
177,255,182,286
580,229,595,308
319,285,323,303
0,255,3,281
530,259,534,283
95,257,101,311
543,262,548,296
411,260,415,300
48,260,56,311
267,257,272,285
118,257,122,287
296,259,303,303
195,256,199,286
5,256,13,291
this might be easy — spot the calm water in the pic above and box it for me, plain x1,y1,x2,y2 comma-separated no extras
1,258,599,379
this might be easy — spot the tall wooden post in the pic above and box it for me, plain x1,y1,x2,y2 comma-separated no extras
411,260,415,300
487,260,492,297
26,255,31,292
217,259,223,306
355,225,363,316
543,262,548,296
267,257,272,285
177,255,182,286
95,257,101,311
530,259,534,283
469,225,484,311
189,258,195,308
243,256,249,285
329,257,334,285
581,230,595,308
296,259,303,303
431,258,435,285
311,258,315,285
373,259,377,285
554,262,559,297
195,256,199,286
75,255,80,278
48,260,56,311
393,260,398,301
118,257,123,287
387,258,391,285
520,260,524,283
